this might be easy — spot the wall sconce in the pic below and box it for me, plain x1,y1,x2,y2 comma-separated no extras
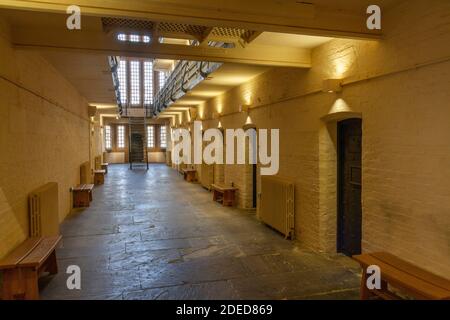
243,115,256,130
189,107,198,121
217,121,222,129
322,79,343,93
239,104,251,113
88,105,97,117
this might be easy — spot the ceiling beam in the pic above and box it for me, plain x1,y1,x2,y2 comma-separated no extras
0,0,381,40
199,27,214,46
11,28,311,67
244,31,263,44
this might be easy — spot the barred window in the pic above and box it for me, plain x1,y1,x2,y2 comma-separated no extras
117,125,125,148
159,71,167,91
160,126,167,148
147,125,155,148
129,34,140,42
117,60,127,104
144,61,153,105
130,61,141,105
117,33,151,43
104,125,112,150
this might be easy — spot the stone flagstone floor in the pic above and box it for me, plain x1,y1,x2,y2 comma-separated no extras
40,164,361,300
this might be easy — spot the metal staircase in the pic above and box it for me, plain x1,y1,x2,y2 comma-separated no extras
128,117,149,170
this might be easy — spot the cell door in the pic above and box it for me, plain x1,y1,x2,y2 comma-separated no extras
337,119,362,256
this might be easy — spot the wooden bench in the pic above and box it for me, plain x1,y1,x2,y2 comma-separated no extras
211,183,237,207
101,163,109,174
182,168,197,182
353,252,450,300
73,184,94,208
0,236,62,300
93,169,106,185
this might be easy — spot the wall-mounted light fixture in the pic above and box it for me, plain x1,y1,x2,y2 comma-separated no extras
239,104,251,113
322,79,343,93
213,112,223,131
243,114,256,131
189,107,198,121
88,105,97,118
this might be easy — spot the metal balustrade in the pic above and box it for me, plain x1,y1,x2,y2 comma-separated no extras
151,60,222,116
108,56,124,115
109,43,226,118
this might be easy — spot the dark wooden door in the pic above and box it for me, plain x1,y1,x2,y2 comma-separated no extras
338,119,362,256
252,163,257,208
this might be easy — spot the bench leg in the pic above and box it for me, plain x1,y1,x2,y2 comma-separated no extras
360,271,371,300
74,191,89,208
23,268,39,300
222,191,235,206
47,250,58,275
1,269,23,300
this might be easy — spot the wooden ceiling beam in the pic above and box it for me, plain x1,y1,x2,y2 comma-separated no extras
199,27,214,46
11,28,312,68
0,0,382,40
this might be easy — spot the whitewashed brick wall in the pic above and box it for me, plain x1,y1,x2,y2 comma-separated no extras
0,18,90,258
195,0,450,276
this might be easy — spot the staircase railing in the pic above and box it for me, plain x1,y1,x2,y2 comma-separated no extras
108,56,124,116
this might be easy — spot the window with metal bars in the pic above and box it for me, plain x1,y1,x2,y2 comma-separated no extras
117,60,127,104
104,125,112,150
117,125,125,148
160,126,167,148
130,60,141,105
159,71,167,91
117,33,151,43
129,34,140,42
144,61,153,105
147,125,155,148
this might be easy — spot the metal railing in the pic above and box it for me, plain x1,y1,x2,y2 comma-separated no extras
151,60,222,116
110,42,228,118
108,56,123,115
151,42,231,116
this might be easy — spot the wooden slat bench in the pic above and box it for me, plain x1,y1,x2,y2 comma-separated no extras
353,252,450,300
211,183,237,207
181,168,197,182
93,169,106,185
73,183,94,208
101,163,109,174
0,236,62,300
